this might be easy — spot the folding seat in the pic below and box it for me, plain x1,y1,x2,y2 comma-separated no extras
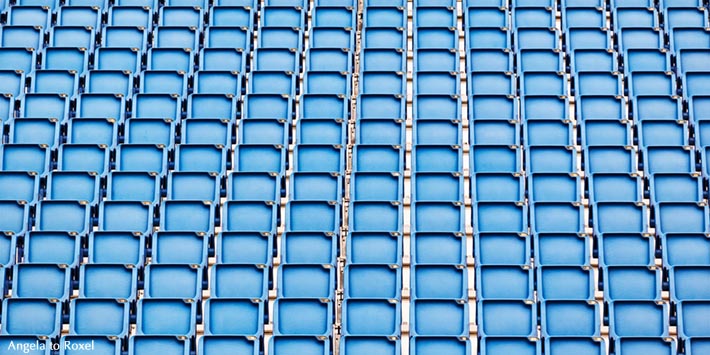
671,28,710,52
273,299,333,336
249,71,297,95
115,144,168,175
541,301,600,337
563,7,605,28
101,26,148,50
692,96,710,123
309,27,354,50
412,201,464,232
0,70,24,97
362,27,406,49
1,299,62,337
160,200,216,234
468,95,517,120
663,233,710,266
258,26,303,50
347,231,401,264
593,202,647,233
291,172,342,201
88,231,146,265
588,173,643,202
0,48,36,73
210,262,269,299
415,27,459,50
613,8,658,30
222,200,277,233
565,28,612,52
297,118,345,145
278,264,335,299
46,171,100,204
193,71,242,96
304,71,352,95
199,48,249,73
520,95,569,120
261,6,305,28
513,7,555,28
0,144,50,176
579,119,631,146
41,47,88,74
216,231,273,264
479,337,539,355
534,233,590,266
614,338,677,355
638,120,688,148
12,263,70,300
166,172,220,203
209,6,253,28
94,47,141,73
305,48,351,72
603,266,662,300
478,300,535,337
204,299,264,337
84,70,133,96
159,6,202,27
518,49,563,73
576,95,626,120
129,336,190,355
139,71,187,96
36,200,91,234
341,336,400,355
200,336,259,355
471,173,524,202
19,93,70,121
515,28,560,50
412,145,462,173
628,72,677,97
24,231,81,265
0,25,43,49
413,119,460,146
623,49,671,77
678,49,710,75
470,145,522,173
574,72,622,96
269,336,329,355
361,71,405,95
414,72,460,95
144,264,202,299
473,202,527,233
476,265,532,299
342,300,400,337
136,298,197,336
524,119,572,146
520,72,567,96
474,232,528,266
233,144,286,174
15,0,59,7
364,6,406,27
357,94,405,119
465,7,507,28
531,202,584,233
57,144,109,175
350,201,403,233
69,299,130,336
98,201,153,234
619,27,664,51
344,265,399,299
0,172,39,203
0,336,49,355
664,7,708,33
599,233,654,267
538,266,594,300
569,49,617,73
292,144,343,173
656,202,710,234
286,201,339,232
313,6,356,27
152,231,208,266
56,6,101,28
183,118,234,146
352,145,404,172
47,26,93,52
609,301,669,337
413,94,462,120
147,48,195,73
362,48,406,72
613,0,653,6
683,72,710,98
174,144,229,175
526,146,577,173
414,6,456,27
153,26,199,51
633,95,682,122
0,95,12,123
123,118,176,147
584,146,636,173
642,146,695,175
187,94,238,120
413,172,464,202
7,118,61,148
132,93,181,119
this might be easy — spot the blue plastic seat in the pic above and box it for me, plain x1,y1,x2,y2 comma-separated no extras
209,6,253,27
476,265,532,300
580,119,631,146
629,72,677,97
46,171,100,204
570,49,617,73
69,299,130,336
413,172,463,201
364,6,405,27
204,299,263,336
663,232,710,266
306,48,352,72
0,172,39,203
0,144,50,176
352,145,404,172
414,7,455,27
632,95,682,121
79,264,138,300
474,233,528,265
67,118,119,146
1,25,44,49
361,71,405,95
478,300,534,337
575,72,622,96
593,202,648,233
144,264,202,299
57,6,101,27
411,202,464,233
357,94,405,119
351,172,402,201
363,49,406,71
566,28,611,52
535,233,590,266
279,264,335,299
154,26,199,50
588,173,643,202
0,48,37,73
243,94,293,119
1,299,62,337
414,94,462,120
650,173,703,203
341,336,400,355
57,144,109,175
36,200,90,234
4,6,50,28
233,144,285,173
101,26,147,50
313,6,356,27
199,336,258,355
563,7,605,28
348,232,401,265
513,7,555,28
480,337,538,355
108,6,151,26
94,47,141,73
293,144,344,172
140,70,187,96
469,72,514,95
160,200,216,234
471,173,524,202
167,172,220,202
465,7,507,28
223,201,277,232
614,8,658,29
286,201,339,232
521,95,570,120
541,301,600,336
683,72,710,98
249,71,297,95
526,146,577,173
584,146,636,173
297,118,345,145
656,202,709,234
227,172,279,201
24,231,80,265
124,118,176,146
603,266,662,300
98,201,153,234
291,172,342,201
576,95,627,120
413,145,462,172
524,119,573,146
7,118,61,148
643,146,695,175
273,299,333,336
309,27,352,49
363,27,406,49
413,119,460,145
19,93,70,121
619,27,664,51
342,300,400,337
183,118,233,145
624,49,671,76
258,27,303,49
0,70,25,97
528,173,581,202
194,71,242,95
129,336,190,355
60,336,121,355
470,145,522,173
610,301,669,337
350,201,403,232
520,72,567,96
469,95,517,120
159,6,202,27
473,202,527,233
84,70,133,96
151,232,208,265
107,171,160,203
88,231,146,265
614,338,676,355
147,48,195,72
599,233,654,267
210,263,268,298
531,202,584,233
519,49,564,72
416,49,457,72
136,298,197,336
199,48,246,73
133,93,181,119
467,49,513,72
538,266,594,300
12,263,71,300
269,336,329,355
515,28,560,50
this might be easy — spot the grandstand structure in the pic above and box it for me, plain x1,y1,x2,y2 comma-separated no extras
0,0,709,352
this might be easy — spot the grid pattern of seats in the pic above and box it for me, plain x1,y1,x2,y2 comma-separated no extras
0,0,709,353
